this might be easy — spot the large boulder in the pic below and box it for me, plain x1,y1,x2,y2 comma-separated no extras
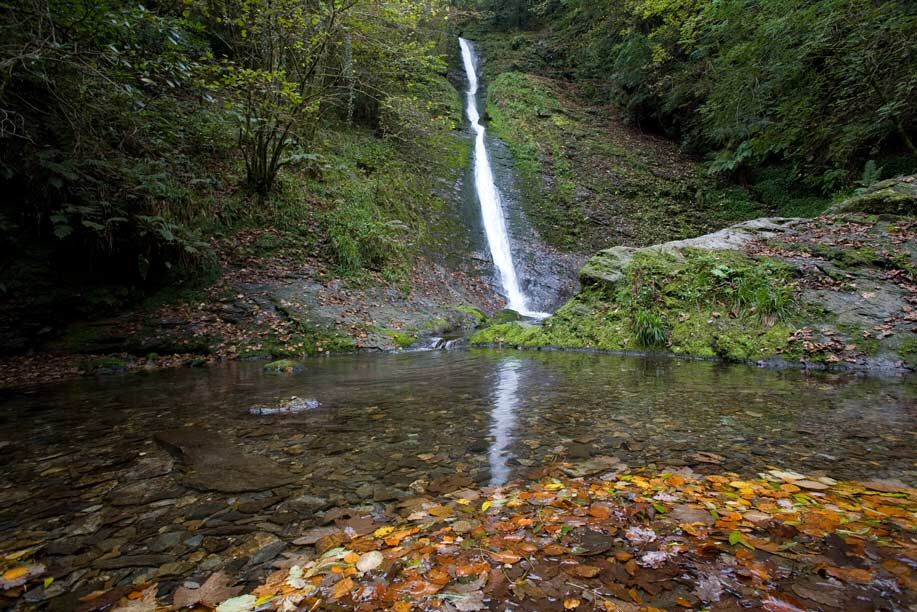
827,175,916,215
579,218,802,289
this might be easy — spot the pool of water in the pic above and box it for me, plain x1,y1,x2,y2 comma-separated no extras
1,350,914,607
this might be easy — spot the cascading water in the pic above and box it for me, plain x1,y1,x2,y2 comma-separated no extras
459,37,548,319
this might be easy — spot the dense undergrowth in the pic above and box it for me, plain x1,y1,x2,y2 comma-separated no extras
0,0,467,334
461,0,917,196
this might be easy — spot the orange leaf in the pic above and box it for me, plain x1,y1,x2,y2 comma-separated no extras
822,566,874,584
588,504,612,519
564,598,581,609
331,576,354,601
490,551,522,565
572,565,600,578
344,552,360,564
543,544,567,556
455,562,490,577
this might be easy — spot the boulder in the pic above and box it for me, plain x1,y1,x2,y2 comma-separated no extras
580,217,802,289
827,175,916,215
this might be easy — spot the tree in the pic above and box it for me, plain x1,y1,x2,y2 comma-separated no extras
193,0,356,194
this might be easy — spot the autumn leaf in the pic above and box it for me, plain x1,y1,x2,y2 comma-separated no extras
489,550,522,564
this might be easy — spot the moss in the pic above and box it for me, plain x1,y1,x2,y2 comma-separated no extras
264,359,304,373
454,305,487,326
899,337,917,368
470,322,543,346
81,356,130,373
381,328,417,349
474,248,810,363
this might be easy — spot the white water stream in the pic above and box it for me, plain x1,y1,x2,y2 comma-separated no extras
459,37,548,319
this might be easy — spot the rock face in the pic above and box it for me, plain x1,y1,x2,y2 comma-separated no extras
155,428,295,493
826,176,917,215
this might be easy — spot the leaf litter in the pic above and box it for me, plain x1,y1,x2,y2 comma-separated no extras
4,464,914,610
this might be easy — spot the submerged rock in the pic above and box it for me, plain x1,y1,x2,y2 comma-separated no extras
155,428,295,493
248,396,319,416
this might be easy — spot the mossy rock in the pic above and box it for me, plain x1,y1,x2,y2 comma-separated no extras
489,309,524,325
454,305,488,326
81,356,130,374
264,359,305,374
828,176,916,215
579,247,633,289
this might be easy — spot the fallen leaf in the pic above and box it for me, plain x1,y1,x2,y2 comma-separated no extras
173,571,242,609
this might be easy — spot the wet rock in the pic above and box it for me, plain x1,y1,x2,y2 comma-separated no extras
248,396,318,416
237,495,283,514
567,442,593,459
202,537,231,554
149,530,188,553
185,501,226,520
561,455,621,478
569,528,614,556
287,494,331,512
670,504,715,526
93,554,172,570
107,477,185,506
372,486,403,502
155,428,295,493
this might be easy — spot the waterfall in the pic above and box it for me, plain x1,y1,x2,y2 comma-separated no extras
459,37,548,319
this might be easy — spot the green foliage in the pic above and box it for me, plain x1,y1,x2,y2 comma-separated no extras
0,0,453,299
631,309,668,347
488,0,917,192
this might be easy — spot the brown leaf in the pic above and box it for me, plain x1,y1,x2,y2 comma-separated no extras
572,565,600,578
490,551,522,565
331,576,355,601
172,571,242,609
821,566,874,584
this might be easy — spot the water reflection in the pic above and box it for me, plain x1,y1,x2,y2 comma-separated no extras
488,358,522,486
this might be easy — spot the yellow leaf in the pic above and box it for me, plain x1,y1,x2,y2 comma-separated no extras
457,498,471,506
564,598,581,609
343,552,360,564
373,526,394,538
481,500,493,512
545,482,564,491
2,566,29,581
43,577,54,589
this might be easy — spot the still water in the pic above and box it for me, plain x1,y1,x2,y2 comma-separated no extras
0,350,914,605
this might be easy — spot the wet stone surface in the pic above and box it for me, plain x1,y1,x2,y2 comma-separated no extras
0,349,914,607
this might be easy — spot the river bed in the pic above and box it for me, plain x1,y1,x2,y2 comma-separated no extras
0,350,914,608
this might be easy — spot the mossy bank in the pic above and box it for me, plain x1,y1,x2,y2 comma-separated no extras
473,177,917,372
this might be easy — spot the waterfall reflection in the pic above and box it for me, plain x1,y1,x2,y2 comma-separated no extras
488,358,522,486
